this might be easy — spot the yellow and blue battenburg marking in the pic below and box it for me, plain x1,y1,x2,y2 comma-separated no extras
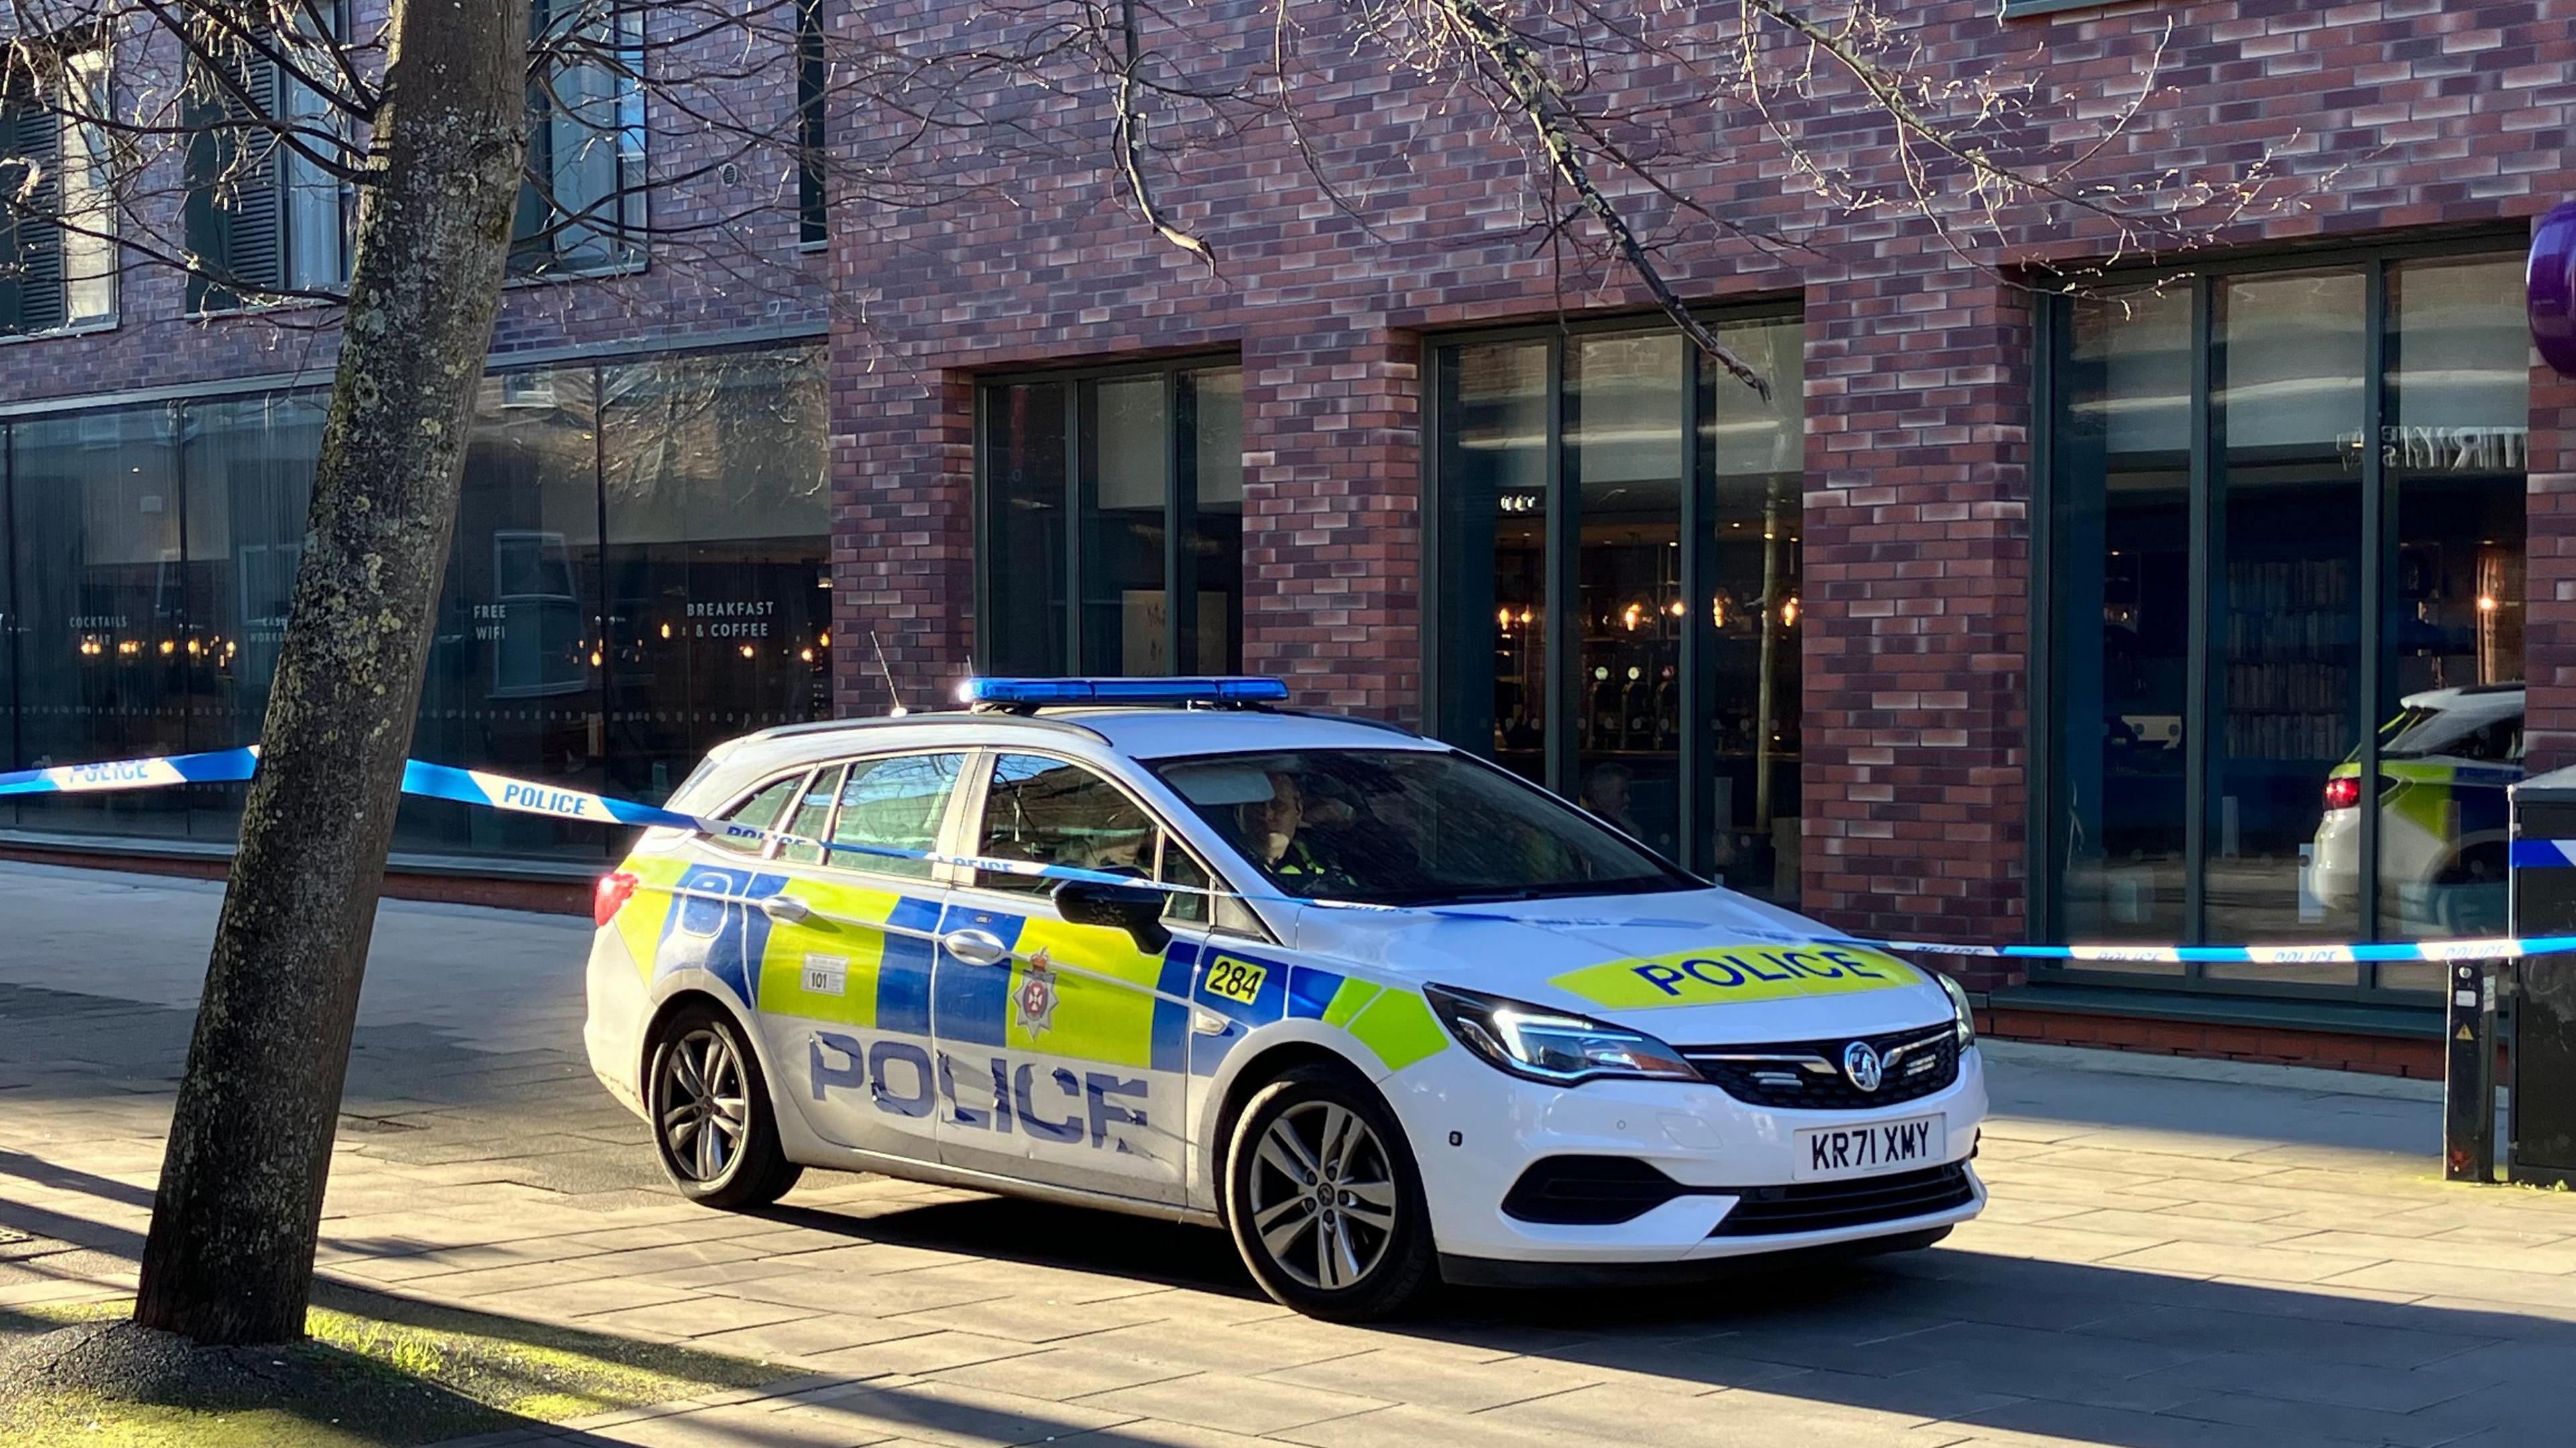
21,744,2576,968
1551,943,1925,1010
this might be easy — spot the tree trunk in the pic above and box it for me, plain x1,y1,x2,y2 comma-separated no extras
133,0,533,1346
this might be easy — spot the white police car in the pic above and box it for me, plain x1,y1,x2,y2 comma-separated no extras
583,678,1986,1320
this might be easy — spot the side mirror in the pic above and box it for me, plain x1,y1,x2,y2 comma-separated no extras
1054,877,1171,954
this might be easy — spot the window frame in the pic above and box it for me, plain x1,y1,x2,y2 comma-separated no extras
513,0,649,280
179,1,356,315
971,353,1243,677
708,748,977,887
1420,302,1803,885
949,745,1269,940
2028,230,2531,1004
1,32,117,339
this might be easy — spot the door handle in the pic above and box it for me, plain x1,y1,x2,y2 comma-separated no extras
758,894,812,924
943,928,1011,966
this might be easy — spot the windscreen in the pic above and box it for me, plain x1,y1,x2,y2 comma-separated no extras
1151,748,1697,907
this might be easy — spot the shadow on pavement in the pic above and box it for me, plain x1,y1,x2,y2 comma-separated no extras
745,1189,2576,1448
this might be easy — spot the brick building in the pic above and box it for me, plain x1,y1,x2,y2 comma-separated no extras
4,1,2573,1069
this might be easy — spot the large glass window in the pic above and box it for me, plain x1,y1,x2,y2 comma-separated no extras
2043,245,2529,1000
1,343,831,862
979,361,1243,677
1431,313,1804,903
602,346,832,801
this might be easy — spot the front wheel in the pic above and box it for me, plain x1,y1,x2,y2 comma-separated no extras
1223,1062,1435,1321
647,1003,802,1210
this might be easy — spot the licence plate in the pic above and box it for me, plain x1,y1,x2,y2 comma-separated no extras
1794,1115,1945,1182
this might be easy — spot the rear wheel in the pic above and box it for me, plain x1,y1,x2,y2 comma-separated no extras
647,1003,801,1209
1223,1062,1434,1321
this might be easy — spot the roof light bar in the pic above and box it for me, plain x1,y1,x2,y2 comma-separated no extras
959,676,1291,707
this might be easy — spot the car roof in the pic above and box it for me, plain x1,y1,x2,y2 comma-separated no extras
674,706,1445,810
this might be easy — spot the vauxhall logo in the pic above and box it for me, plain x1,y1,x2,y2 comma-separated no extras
1841,1040,1884,1093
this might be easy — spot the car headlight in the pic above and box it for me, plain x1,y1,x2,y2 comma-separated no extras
1424,984,1701,1085
1934,970,1976,1048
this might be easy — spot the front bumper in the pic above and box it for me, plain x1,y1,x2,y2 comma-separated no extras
1383,1042,1988,1268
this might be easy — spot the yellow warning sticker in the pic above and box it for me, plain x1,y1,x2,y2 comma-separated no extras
1550,944,1924,1010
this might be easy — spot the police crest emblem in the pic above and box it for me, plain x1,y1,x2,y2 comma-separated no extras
1015,949,1059,1037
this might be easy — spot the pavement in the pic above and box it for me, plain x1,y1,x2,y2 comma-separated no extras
3,858,2576,1448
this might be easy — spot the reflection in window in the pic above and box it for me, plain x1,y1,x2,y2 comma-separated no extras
2045,249,2530,997
2206,270,2365,958
2051,288,2190,966
6,408,187,838
403,368,606,859
980,364,1243,677
1,345,830,864
1432,317,1803,903
2,36,116,333
602,345,833,801
1435,341,1549,785
515,0,646,276
975,754,1157,893
827,753,967,880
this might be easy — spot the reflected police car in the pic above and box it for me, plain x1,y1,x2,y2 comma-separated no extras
582,677,1986,1320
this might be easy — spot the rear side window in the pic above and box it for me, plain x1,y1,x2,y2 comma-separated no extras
778,766,843,865
711,773,804,854
826,753,970,879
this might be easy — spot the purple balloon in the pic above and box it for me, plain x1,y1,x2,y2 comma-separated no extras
2534,199,2576,378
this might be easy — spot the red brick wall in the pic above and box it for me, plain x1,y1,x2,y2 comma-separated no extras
2525,209,2576,771
1803,271,2033,974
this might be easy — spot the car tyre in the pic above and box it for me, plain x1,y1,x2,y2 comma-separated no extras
1224,1062,1435,1322
647,1003,802,1210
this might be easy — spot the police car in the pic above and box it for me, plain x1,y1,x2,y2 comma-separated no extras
2311,684,2521,934
582,677,1986,1320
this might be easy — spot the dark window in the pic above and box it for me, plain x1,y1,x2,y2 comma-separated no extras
2,39,113,333
515,0,646,277
2,345,828,862
797,0,826,246
978,361,1243,677
1431,315,1804,902
2041,246,2530,998
182,10,351,311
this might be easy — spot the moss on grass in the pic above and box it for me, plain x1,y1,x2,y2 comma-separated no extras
0,1284,790,1448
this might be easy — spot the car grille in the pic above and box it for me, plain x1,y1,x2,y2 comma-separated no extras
1707,1164,1977,1237
1679,1023,1957,1110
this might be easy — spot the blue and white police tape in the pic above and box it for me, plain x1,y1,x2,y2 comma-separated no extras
11,744,2576,965
0,746,259,797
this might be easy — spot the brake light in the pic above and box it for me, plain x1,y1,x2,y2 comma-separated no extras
594,871,639,927
2322,776,2361,811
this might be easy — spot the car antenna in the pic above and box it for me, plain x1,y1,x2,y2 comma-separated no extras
870,631,912,718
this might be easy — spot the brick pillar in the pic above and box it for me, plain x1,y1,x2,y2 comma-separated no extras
828,347,976,717
1801,270,2033,987
2524,331,2576,773
1240,323,1423,723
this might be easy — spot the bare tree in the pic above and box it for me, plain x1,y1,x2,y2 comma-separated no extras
0,0,2302,1347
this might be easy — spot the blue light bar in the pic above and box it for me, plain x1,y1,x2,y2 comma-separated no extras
961,676,1292,707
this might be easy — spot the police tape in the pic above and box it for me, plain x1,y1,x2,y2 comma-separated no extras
10,744,2576,966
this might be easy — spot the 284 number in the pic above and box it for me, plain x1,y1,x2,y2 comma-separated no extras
1203,955,1268,1005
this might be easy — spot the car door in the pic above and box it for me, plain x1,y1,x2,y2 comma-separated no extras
745,750,972,1166
930,751,1200,1205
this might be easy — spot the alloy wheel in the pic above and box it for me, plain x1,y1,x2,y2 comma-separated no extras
659,1025,749,1184
1244,1101,1400,1290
